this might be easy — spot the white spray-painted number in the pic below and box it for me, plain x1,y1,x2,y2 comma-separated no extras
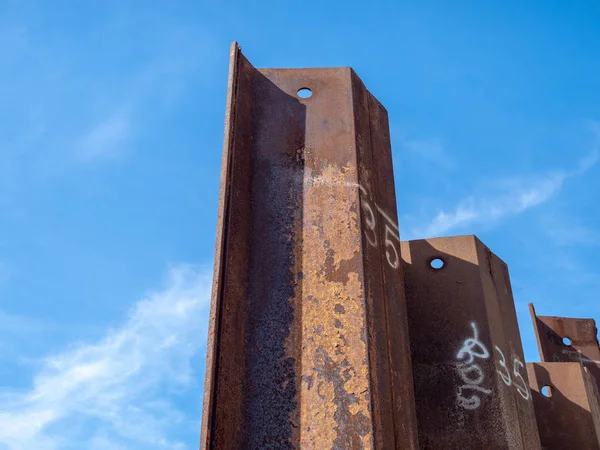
455,322,491,410
494,346,530,400
512,358,530,400
359,188,400,270
384,224,400,269
495,346,512,386
362,200,378,247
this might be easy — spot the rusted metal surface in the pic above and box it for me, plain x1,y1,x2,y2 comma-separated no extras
529,303,600,388
527,362,600,449
401,235,541,449
201,42,418,449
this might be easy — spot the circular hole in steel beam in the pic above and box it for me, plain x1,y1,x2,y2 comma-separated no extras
430,258,445,270
297,88,312,98
563,336,572,346
541,385,553,397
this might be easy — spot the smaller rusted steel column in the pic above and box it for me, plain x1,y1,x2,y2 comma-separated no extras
527,362,600,449
401,235,541,449
529,303,600,387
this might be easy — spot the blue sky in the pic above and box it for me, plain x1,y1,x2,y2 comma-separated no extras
1,1,599,448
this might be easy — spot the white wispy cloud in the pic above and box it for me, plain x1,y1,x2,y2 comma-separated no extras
539,214,600,247
76,111,133,163
0,264,212,450
0,310,52,338
406,150,597,239
398,135,457,170
575,146,599,174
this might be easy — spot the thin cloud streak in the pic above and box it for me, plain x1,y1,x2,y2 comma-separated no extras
401,137,457,170
542,220,600,247
0,264,212,450
76,111,132,163
407,151,597,239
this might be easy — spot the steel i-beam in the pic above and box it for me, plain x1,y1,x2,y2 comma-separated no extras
527,362,600,449
200,43,419,449
401,235,541,449
529,303,600,388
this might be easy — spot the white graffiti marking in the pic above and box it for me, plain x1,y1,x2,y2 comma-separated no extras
384,224,400,269
494,346,530,399
455,323,491,410
458,364,486,385
456,323,532,410
456,323,489,364
362,200,378,247
358,187,400,270
457,384,492,410
495,346,512,386
512,358,530,400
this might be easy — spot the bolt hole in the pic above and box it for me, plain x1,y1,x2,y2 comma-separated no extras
430,258,445,270
297,88,312,99
541,385,553,398
563,336,572,346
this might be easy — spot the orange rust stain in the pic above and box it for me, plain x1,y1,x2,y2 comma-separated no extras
299,164,373,449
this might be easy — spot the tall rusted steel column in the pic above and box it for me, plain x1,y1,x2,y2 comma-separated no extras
401,235,541,449
529,303,600,387
527,362,600,449
200,43,418,449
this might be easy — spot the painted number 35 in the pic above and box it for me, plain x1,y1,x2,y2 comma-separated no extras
362,199,400,269
494,346,530,400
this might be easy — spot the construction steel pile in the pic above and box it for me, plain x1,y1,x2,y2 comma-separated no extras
200,43,600,449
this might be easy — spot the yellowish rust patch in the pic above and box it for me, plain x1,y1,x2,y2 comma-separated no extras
299,163,373,450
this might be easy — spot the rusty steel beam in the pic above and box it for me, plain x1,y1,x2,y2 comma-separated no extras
200,42,419,449
527,362,600,449
529,303,600,388
401,235,541,449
